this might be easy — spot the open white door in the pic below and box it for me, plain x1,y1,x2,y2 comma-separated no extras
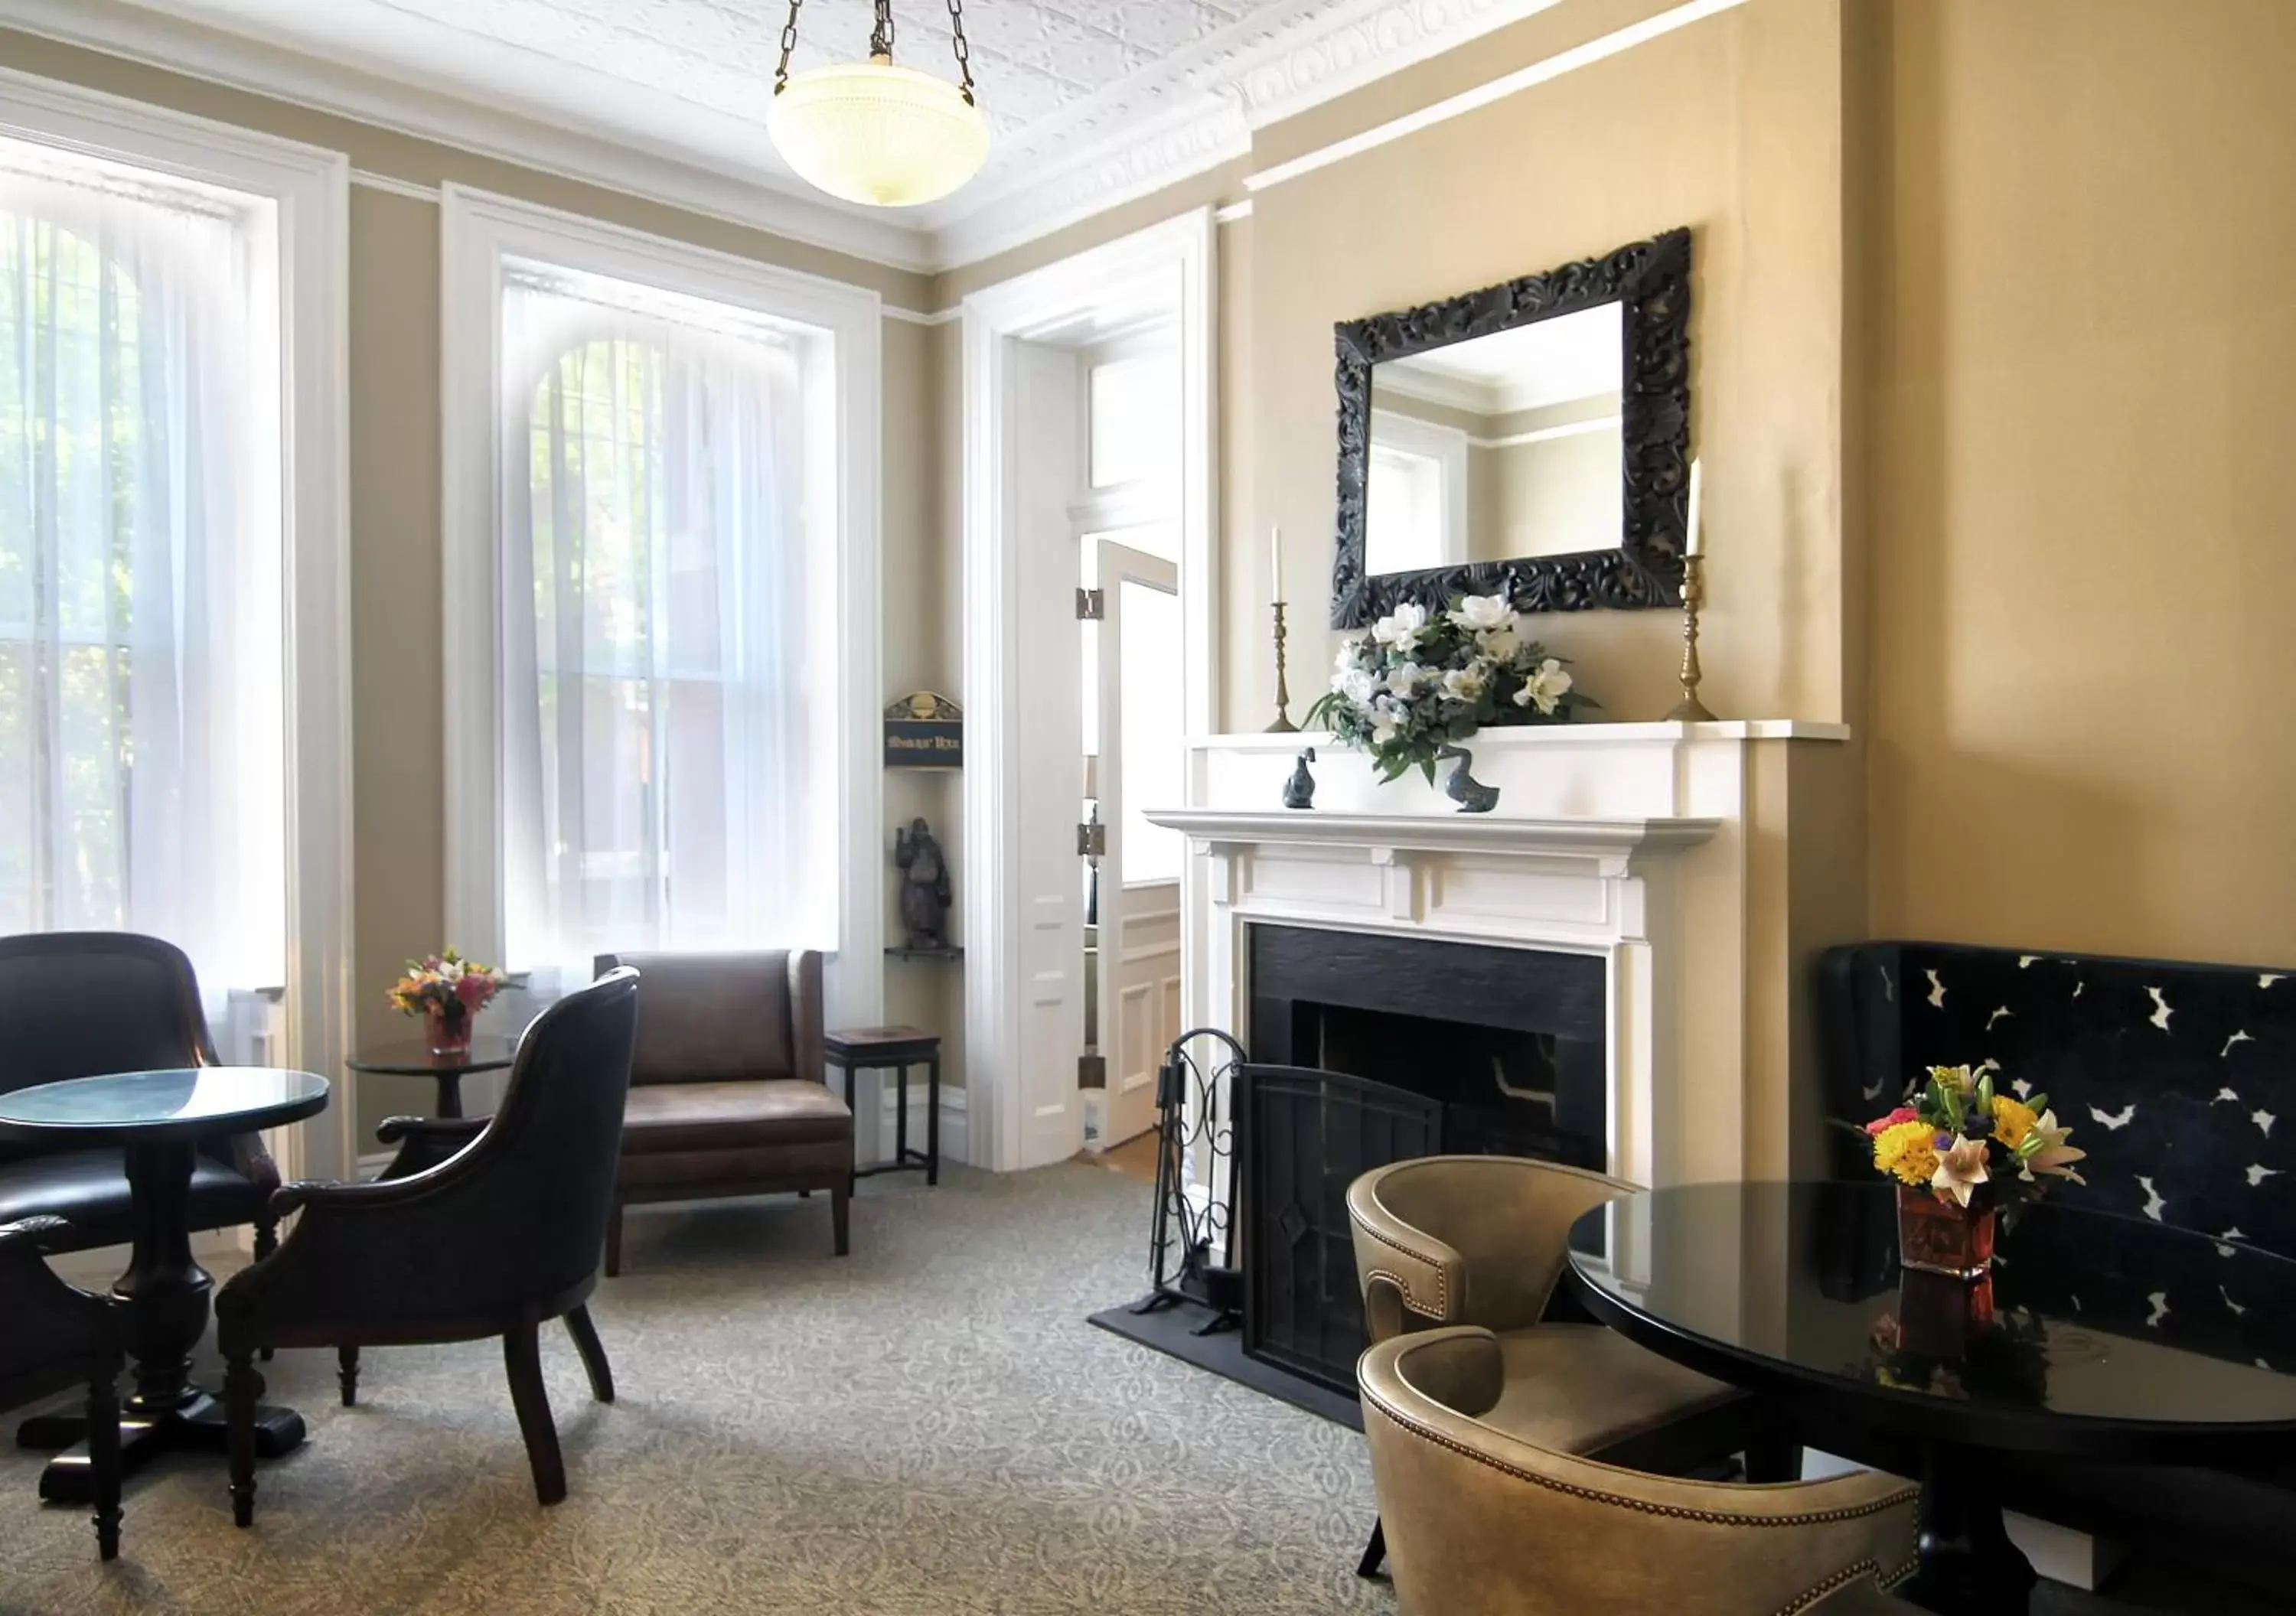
1004,342,1091,1168
1094,539,1183,1148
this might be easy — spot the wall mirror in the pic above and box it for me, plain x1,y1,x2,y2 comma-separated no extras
1330,227,1691,627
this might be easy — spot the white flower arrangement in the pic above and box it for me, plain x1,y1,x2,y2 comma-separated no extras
1307,591,1597,782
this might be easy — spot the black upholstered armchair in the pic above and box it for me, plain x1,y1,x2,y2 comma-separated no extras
0,1217,124,1559
0,932,282,1261
214,967,641,1526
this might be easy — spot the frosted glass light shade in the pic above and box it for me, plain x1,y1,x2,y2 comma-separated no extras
768,60,990,209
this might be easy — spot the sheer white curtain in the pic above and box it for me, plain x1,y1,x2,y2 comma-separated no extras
0,142,286,1005
499,267,823,986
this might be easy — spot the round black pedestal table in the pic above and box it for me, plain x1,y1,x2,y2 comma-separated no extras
344,1034,517,1119
1566,1181,2296,1615
0,1067,330,1504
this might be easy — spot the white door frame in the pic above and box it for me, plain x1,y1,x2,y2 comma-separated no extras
960,208,1215,1173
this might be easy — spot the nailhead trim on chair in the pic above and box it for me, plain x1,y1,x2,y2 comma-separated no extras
1362,1385,1921,1530
1353,1220,1453,1317
1365,1266,1439,1320
1777,1553,1920,1616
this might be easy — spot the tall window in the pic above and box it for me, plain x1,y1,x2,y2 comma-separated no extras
497,262,831,980
0,141,286,1006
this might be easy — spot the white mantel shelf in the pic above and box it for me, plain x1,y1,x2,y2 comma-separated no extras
1145,808,1720,865
1189,718,1849,751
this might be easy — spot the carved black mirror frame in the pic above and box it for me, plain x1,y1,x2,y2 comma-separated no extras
1329,226,1691,628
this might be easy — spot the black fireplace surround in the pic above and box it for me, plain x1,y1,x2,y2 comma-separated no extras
1239,925,1608,1393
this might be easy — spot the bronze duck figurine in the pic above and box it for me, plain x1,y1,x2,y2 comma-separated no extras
1437,744,1500,813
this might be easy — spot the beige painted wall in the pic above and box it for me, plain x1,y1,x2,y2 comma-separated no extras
1864,0,2296,966
1244,0,1848,731
928,0,1855,737
0,28,951,1135
1484,429,1622,561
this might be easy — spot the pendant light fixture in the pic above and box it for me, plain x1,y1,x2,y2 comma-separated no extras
767,0,990,210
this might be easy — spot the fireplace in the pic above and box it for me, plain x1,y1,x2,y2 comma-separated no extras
1238,924,1609,1392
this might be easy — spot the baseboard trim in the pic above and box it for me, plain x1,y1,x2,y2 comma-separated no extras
874,1082,969,1170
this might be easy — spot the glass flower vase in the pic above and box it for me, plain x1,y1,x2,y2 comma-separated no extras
424,1003,474,1057
1896,1184,1997,1280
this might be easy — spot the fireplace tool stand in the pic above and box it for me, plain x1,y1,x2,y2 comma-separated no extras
1130,1028,1246,1336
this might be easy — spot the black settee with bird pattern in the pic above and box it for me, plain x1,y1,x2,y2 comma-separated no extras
1818,940,2296,1576
1821,941,2294,1256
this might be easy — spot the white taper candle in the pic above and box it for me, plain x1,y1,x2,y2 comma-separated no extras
1684,458,1704,559
1270,526,1284,604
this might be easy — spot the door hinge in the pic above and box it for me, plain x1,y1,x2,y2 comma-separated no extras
1077,820,1107,858
1078,1052,1107,1090
1075,587,1104,621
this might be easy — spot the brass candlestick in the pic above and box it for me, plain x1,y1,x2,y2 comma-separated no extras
1265,601,1299,733
1665,556,1717,722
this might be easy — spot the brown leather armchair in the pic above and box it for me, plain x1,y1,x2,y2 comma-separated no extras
0,1217,123,1560
215,969,639,1525
1347,1155,1759,1575
0,933,280,1262
592,950,850,1274
1360,1325,1917,1614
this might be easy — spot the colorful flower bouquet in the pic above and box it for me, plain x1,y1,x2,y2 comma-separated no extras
387,948,507,1056
1306,592,1598,784
1863,1064,2086,1279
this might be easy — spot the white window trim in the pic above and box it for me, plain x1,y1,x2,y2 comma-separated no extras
1368,407,1472,569
0,67,355,1187
961,207,1215,1171
1071,332,1182,539
439,185,883,1035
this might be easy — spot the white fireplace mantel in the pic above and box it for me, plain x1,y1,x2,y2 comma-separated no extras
1147,807,1720,882
1163,719,1851,1194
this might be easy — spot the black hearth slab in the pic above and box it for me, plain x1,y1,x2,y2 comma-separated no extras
1086,1300,1363,1432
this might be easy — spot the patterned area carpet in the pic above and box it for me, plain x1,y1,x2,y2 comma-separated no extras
3,1163,1391,1616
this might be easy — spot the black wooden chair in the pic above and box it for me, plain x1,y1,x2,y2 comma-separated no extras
214,968,640,1526
0,1217,125,1559
0,933,282,1262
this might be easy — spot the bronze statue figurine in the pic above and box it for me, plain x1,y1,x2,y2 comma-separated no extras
895,817,953,950
1282,748,1317,810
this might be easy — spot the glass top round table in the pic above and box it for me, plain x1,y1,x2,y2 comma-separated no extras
344,1034,517,1119
1567,1180,2296,1614
0,1066,330,1506
0,1065,330,1145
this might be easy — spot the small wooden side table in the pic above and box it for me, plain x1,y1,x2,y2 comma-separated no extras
824,1026,941,1185
344,1034,519,1119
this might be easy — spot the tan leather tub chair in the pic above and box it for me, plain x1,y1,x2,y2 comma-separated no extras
1346,1155,1761,1572
1361,1325,1918,1614
593,950,851,1274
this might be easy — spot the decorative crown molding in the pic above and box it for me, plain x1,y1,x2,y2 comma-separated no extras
0,0,937,272
1233,0,1569,129
0,0,1587,273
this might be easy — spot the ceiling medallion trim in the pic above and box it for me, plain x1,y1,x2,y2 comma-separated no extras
2,0,1594,273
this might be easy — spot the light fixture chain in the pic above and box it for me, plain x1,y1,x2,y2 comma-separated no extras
946,0,976,104
872,0,896,59
774,0,802,94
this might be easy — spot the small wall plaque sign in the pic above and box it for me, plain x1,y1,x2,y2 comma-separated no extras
884,692,963,768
